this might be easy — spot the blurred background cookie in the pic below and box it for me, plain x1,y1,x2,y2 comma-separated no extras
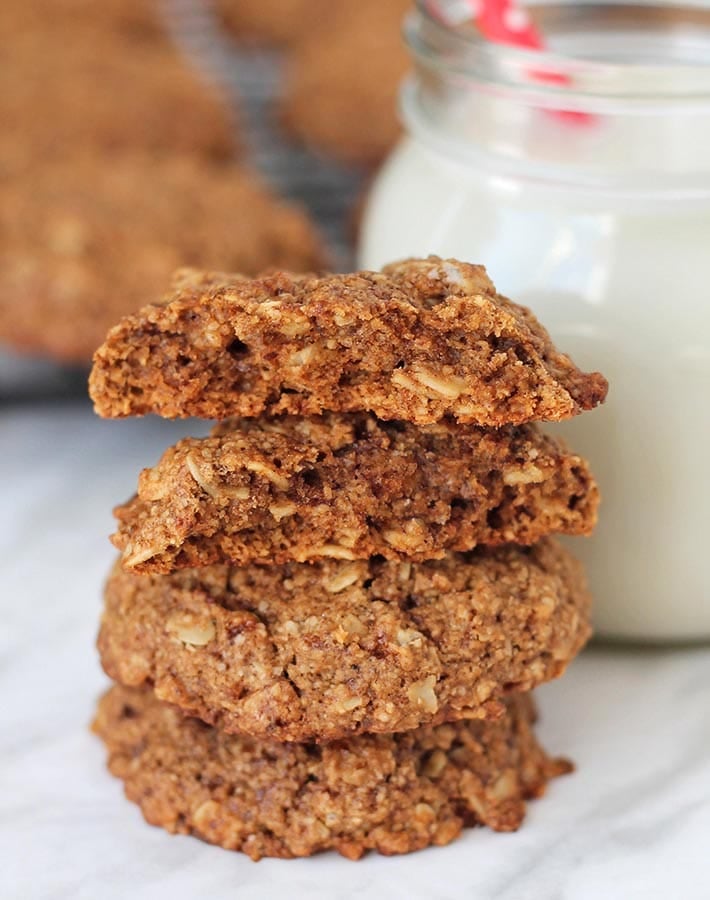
2,0,165,44
0,153,324,362
215,0,332,46
1,42,236,170
280,0,410,166
0,0,236,168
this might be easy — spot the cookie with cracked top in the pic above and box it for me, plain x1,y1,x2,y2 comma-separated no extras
93,684,571,860
98,538,591,742
113,413,598,573
89,257,608,423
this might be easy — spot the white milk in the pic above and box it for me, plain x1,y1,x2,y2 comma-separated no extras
359,4,710,641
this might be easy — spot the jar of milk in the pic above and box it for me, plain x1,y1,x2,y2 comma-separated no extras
360,1,710,642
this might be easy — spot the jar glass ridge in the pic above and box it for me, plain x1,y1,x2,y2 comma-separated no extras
401,0,710,193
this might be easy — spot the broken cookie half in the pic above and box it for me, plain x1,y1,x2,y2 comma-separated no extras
89,257,608,425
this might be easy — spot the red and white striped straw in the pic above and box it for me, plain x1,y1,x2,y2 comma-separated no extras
426,0,593,123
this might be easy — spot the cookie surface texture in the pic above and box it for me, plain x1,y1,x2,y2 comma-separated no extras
113,414,599,573
89,258,608,422
93,685,571,860
98,539,591,742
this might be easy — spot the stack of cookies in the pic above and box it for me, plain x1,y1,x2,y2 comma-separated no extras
90,257,607,860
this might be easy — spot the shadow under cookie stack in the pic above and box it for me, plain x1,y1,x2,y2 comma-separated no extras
89,257,607,861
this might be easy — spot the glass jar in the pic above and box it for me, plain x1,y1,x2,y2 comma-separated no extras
359,2,710,642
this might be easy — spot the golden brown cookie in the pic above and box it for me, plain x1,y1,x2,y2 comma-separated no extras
113,413,598,573
215,0,332,46
89,258,607,423
280,0,410,165
93,685,571,860
98,539,591,742
0,33,234,168
0,153,324,363
3,0,165,43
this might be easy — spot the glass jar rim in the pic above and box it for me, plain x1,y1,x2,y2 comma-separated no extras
406,0,710,111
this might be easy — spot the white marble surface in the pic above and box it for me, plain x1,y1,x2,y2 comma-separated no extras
2,402,709,900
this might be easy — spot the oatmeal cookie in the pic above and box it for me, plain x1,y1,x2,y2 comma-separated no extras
280,0,410,165
89,258,607,422
1,28,234,166
0,154,324,363
113,414,598,573
2,0,164,44
98,539,591,742
93,685,571,860
215,0,332,46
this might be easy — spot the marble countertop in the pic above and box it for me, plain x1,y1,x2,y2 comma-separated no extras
2,402,709,900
